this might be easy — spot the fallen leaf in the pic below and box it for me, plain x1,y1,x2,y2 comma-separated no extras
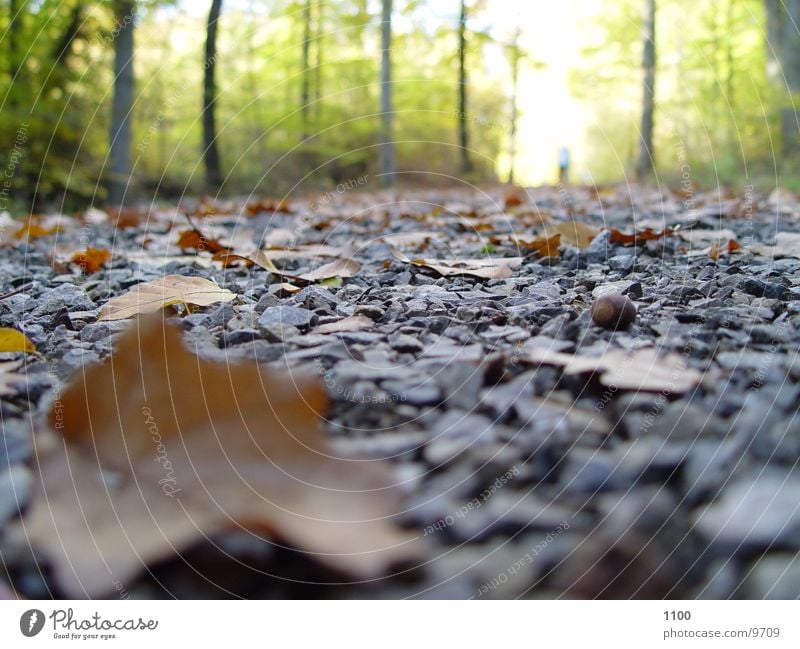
514,233,561,257
107,207,145,229
750,232,800,258
552,220,600,248
260,244,348,261
0,328,36,353
708,239,740,261
313,316,374,334
391,248,523,280
26,316,420,596
608,227,674,245
247,251,360,283
504,192,524,208
177,229,231,255
0,362,25,395
524,346,702,393
71,247,111,274
245,198,291,216
380,232,433,248
14,223,59,240
98,275,236,320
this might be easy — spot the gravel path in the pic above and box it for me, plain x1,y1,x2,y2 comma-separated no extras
1,184,800,599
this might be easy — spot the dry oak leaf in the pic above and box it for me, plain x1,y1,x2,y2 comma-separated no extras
390,247,523,280
524,346,702,393
26,317,421,597
0,328,36,353
608,227,674,245
98,275,236,320
71,247,111,274
513,233,561,257
552,221,601,249
246,251,360,283
0,362,25,396
176,229,232,255
750,232,800,258
13,223,59,240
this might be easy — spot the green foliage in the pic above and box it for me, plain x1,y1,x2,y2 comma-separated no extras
572,0,775,187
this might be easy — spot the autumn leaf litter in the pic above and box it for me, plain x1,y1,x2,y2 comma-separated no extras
1,185,800,598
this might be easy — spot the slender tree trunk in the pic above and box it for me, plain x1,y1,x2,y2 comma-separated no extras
301,0,312,139
635,0,656,180
771,0,800,162
458,0,472,175
108,0,136,207
313,0,323,122
378,0,395,187
765,0,781,83
203,0,223,190
8,0,21,112
508,27,521,185
783,0,800,162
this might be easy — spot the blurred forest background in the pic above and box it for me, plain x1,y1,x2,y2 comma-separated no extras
0,0,799,212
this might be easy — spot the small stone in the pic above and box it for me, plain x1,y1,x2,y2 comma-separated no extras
258,305,313,329
590,293,636,329
744,554,800,598
390,333,423,354
354,304,385,320
693,470,800,551
740,278,791,301
0,465,32,524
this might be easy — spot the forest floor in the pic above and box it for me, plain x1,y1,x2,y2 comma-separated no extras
1,183,800,599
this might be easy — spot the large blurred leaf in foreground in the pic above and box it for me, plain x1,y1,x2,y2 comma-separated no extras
26,317,420,597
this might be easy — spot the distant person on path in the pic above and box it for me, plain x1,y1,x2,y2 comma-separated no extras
558,146,570,185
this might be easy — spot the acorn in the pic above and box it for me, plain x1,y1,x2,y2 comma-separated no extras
590,293,636,330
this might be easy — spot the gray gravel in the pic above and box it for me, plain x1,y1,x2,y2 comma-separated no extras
2,185,800,599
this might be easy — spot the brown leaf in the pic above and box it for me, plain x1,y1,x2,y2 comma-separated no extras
391,248,523,280
551,220,600,248
107,207,145,229
176,229,231,255
14,223,59,240
247,251,360,283
71,247,111,274
26,317,419,596
514,233,561,257
608,227,673,245
245,198,292,216
524,346,703,393
98,275,236,320
504,192,524,208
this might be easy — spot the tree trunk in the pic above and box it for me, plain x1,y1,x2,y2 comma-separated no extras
108,0,136,207
378,0,395,187
203,0,223,190
301,0,312,139
782,0,800,161
635,0,656,180
8,0,21,111
507,27,521,185
458,0,472,175
313,0,323,121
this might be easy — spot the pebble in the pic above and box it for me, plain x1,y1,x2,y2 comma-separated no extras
258,305,314,329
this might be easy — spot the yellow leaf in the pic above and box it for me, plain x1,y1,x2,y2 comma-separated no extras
0,328,36,353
